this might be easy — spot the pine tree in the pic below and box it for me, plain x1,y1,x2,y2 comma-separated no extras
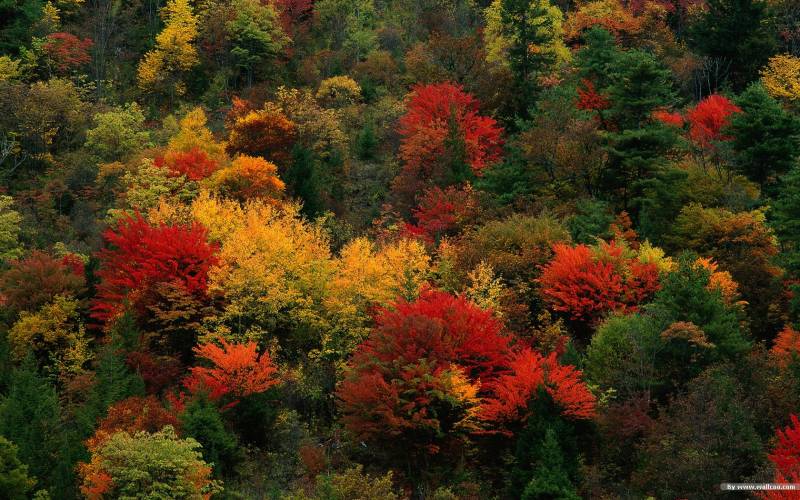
728,83,800,189
688,0,777,91
0,356,73,497
521,428,581,500
180,396,239,477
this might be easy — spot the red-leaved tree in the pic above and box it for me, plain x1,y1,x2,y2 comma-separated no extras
155,147,220,181
761,415,800,499
42,32,93,74
686,94,741,150
538,241,660,323
392,83,503,209
91,215,218,324
182,338,279,405
401,184,478,244
337,290,511,457
480,348,596,428
86,396,180,452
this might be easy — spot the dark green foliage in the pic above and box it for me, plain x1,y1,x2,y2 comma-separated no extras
0,0,43,53
285,145,323,218
0,435,36,499
180,396,239,477
566,198,613,244
729,83,800,189
633,367,764,498
688,0,777,90
771,165,800,275
508,391,583,499
75,313,144,438
647,254,750,358
0,356,75,498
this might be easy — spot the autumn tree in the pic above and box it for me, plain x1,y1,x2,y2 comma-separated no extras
86,396,180,453
137,0,199,98
78,426,221,499
538,241,660,325
761,414,800,496
761,54,800,107
668,204,781,337
91,215,218,337
209,154,285,201
41,32,93,75
685,94,741,155
393,83,503,211
0,250,86,317
85,103,151,163
225,98,297,165
337,290,510,468
183,338,279,404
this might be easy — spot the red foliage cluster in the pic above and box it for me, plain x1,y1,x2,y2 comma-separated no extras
155,147,220,181
125,350,185,394
538,241,660,323
337,290,596,453
398,82,503,177
270,0,314,32
91,215,218,324
86,396,180,451
183,338,279,404
761,415,800,499
653,109,685,128
480,348,596,425
576,79,610,114
686,94,742,149
42,32,93,73
337,290,510,451
0,250,86,313
401,184,478,243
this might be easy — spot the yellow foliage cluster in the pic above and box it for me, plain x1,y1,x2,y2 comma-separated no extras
137,0,199,95
761,53,800,106
315,76,363,107
189,192,431,360
9,295,91,377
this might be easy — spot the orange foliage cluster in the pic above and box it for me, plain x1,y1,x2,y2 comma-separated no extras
86,396,180,452
155,147,220,181
183,338,280,404
480,348,597,426
212,154,285,201
771,325,800,369
225,97,296,164
539,241,660,323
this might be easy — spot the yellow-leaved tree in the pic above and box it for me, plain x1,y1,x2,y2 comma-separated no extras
137,0,199,98
761,53,800,107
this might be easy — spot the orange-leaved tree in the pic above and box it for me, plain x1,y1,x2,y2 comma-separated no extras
538,241,660,324
182,338,279,405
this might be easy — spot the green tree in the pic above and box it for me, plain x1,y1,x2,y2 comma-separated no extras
498,0,566,116
226,0,288,87
0,436,36,499
79,426,222,499
521,428,581,500
0,0,44,53
772,165,800,275
179,396,238,477
0,195,22,261
728,83,800,189
0,356,75,498
688,0,777,91
85,103,151,162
